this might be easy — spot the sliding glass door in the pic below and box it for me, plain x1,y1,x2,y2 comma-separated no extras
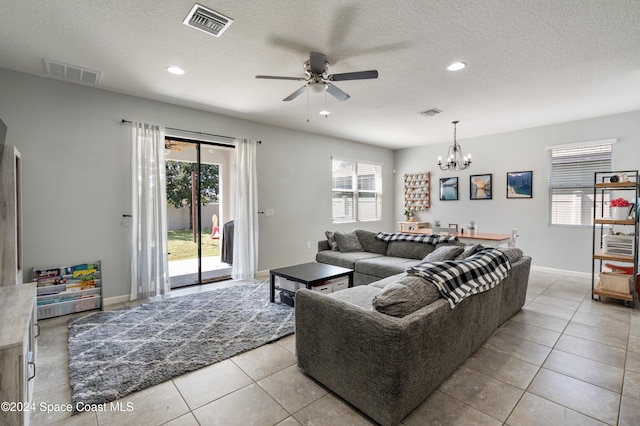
165,138,233,288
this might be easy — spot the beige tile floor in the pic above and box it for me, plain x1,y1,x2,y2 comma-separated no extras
30,268,640,425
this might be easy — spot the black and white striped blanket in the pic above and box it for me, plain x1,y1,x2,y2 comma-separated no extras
406,248,511,308
375,232,458,245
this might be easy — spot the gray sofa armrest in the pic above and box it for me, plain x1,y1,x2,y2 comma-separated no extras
498,255,532,324
295,285,502,426
317,240,330,252
296,289,443,425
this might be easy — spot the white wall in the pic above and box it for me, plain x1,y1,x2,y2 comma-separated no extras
0,68,395,300
395,110,640,273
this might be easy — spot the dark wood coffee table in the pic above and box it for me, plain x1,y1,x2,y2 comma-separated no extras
269,262,354,303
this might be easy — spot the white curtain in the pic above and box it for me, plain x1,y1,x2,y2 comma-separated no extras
130,122,170,300
232,138,259,279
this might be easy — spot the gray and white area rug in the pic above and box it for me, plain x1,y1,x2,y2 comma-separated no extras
68,281,294,409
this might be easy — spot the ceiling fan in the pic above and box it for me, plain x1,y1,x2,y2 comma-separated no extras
255,51,378,102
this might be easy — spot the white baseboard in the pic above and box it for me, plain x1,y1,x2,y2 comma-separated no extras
531,265,591,278
103,294,130,306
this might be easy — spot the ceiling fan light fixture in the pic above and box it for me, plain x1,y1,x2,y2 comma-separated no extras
447,62,466,71
308,82,326,94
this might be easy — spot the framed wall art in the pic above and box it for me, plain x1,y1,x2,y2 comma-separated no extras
470,174,492,200
439,177,458,201
507,171,533,198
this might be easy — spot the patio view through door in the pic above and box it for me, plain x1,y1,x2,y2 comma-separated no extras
165,138,234,288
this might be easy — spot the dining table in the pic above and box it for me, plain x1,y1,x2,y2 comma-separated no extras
404,228,512,247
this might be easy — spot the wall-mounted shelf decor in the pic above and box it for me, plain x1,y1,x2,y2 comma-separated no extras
403,172,431,211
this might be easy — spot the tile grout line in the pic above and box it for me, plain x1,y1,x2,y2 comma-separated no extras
517,285,624,426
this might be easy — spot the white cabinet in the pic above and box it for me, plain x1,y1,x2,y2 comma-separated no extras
0,283,37,426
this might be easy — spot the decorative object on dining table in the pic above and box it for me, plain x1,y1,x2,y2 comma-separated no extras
468,221,477,234
403,172,431,211
433,219,441,227
439,177,459,200
470,174,492,200
404,209,414,221
506,171,533,199
437,120,471,171
610,198,632,220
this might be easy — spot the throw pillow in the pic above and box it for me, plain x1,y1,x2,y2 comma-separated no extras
325,231,339,251
372,275,441,317
421,245,464,262
496,247,523,263
334,231,364,253
355,229,388,255
455,244,484,260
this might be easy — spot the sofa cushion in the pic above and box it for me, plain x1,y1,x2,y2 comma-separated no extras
325,231,338,251
372,275,441,317
367,272,407,289
355,229,388,255
328,285,381,309
334,231,365,253
316,250,382,270
455,244,484,260
356,256,422,278
496,247,524,263
386,241,435,260
422,245,464,262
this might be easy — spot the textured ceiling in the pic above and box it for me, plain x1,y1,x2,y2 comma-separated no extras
1,0,639,149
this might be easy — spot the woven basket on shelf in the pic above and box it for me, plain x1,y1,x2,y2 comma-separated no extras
598,271,632,294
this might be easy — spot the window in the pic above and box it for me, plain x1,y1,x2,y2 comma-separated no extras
332,158,382,223
548,140,614,226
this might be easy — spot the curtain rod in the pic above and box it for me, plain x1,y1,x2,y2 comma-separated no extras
120,119,261,143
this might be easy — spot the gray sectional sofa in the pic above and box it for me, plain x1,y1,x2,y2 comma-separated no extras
296,229,532,426
317,229,452,286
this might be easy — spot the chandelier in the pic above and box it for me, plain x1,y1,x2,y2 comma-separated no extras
438,120,471,171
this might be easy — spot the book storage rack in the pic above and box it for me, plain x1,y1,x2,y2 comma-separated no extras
34,261,102,319
591,171,639,307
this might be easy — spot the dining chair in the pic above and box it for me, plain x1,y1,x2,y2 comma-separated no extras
508,228,519,247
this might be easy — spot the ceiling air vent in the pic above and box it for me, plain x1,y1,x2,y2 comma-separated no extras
183,4,233,37
418,108,443,117
43,59,101,86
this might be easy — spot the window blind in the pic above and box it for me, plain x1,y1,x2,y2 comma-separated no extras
547,141,614,226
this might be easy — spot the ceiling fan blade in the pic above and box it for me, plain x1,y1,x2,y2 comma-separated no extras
283,85,307,101
329,70,379,81
326,83,350,102
309,52,326,75
255,75,306,81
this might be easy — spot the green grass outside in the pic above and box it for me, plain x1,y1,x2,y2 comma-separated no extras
168,228,221,261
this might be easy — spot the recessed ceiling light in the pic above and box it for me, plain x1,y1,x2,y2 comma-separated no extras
447,62,466,71
166,66,185,75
